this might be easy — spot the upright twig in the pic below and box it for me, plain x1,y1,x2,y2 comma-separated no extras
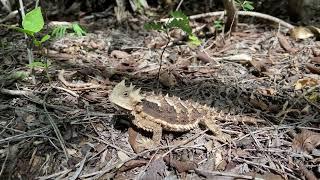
156,30,170,91
18,0,36,84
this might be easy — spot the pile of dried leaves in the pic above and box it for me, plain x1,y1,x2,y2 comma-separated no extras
0,8,320,180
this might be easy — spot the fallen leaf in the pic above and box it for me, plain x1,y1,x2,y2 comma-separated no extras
110,50,129,59
159,70,177,88
67,148,77,156
117,151,130,162
294,78,319,90
277,33,298,53
298,162,317,180
306,26,320,39
196,50,213,63
117,159,148,172
257,88,276,96
292,130,320,153
141,157,166,180
306,63,320,75
250,59,267,72
290,26,314,40
163,155,197,173
311,57,320,64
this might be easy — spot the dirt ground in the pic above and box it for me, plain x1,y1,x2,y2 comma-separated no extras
0,1,320,180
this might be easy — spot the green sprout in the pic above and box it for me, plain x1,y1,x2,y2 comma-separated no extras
51,23,86,39
144,10,201,46
236,0,254,11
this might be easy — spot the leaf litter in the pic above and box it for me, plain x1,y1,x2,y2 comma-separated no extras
0,6,320,180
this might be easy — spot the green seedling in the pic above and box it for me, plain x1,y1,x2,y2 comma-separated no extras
213,20,223,30
236,0,254,11
14,7,51,47
51,23,86,38
144,11,201,89
144,10,201,46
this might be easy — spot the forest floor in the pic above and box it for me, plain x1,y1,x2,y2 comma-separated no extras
0,3,320,180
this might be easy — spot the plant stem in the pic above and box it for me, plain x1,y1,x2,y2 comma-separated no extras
156,30,170,91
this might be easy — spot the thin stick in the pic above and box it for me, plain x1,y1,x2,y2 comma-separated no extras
42,88,69,161
156,31,170,91
18,0,36,84
161,11,294,30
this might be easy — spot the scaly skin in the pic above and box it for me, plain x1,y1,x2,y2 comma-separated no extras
109,80,258,146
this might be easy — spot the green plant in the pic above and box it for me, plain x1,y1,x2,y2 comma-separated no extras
213,20,224,30
235,0,254,11
51,23,86,38
14,7,51,47
144,11,201,88
27,59,51,69
144,11,201,46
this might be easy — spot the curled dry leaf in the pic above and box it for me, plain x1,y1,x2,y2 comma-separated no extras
294,78,319,90
117,159,148,172
311,57,320,64
196,50,213,64
117,151,130,162
306,63,320,75
159,70,177,88
257,88,276,96
141,157,166,180
290,26,314,40
306,26,320,39
292,130,320,153
277,33,298,53
298,162,318,180
163,155,198,173
110,50,130,59
250,59,267,72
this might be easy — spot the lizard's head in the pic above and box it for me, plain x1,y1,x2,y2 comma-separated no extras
109,80,143,110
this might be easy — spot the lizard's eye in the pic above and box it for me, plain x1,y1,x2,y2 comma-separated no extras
123,91,129,97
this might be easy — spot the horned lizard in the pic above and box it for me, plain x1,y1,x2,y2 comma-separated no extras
109,80,257,145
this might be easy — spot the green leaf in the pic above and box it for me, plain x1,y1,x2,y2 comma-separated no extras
8,71,29,80
188,34,201,46
51,26,68,38
22,7,44,33
72,23,86,36
40,34,50,43
166,18,192,35
13,26,35,36
144,22,164,31
27,61,50,68
213,20,223,30
243,1,254,11
33,39,41,47
170,10,188,20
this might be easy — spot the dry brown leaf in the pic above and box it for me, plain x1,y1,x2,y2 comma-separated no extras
306,26,320,39
292,130,320,153
110,50,129,59
290,26,314,40
277,33,298,53
196,50,213,63
141,157,166,180
257,88,276,96
311,57,320,64
117,151,130,162
159,70,177,88
249,98,268,111
298,162,318,180
306,63,320,75
294,78,319,90
248,173,284,180
117,159,148,172
250,59,267,72
163,155,197,173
